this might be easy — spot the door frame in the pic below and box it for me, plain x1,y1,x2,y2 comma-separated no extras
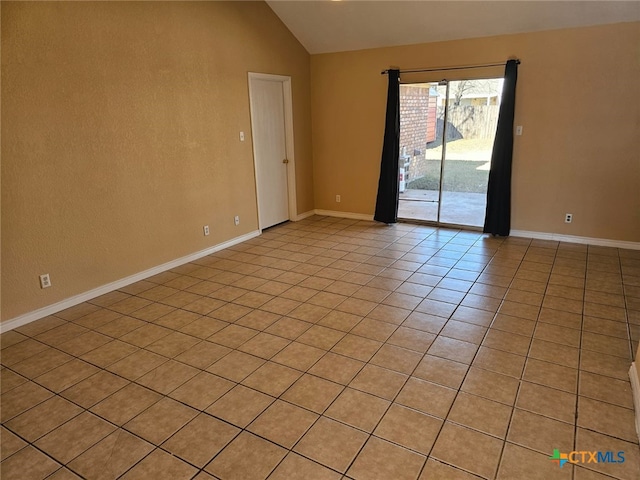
248,72,297,231
397,77,500,230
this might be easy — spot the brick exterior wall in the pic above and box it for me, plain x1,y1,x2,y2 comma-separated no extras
399,85,437,183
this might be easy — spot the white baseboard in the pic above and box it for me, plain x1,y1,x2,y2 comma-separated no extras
511,230,640,250
5,220,638,333
630,363,640,443
314,209,375,221
304,215,640,250
294,210,316,221
0,230,261,333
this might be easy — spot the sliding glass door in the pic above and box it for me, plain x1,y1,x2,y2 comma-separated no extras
398,78,503,227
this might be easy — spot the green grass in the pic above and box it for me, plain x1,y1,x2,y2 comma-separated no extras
407,160,489,193
424,138,494,161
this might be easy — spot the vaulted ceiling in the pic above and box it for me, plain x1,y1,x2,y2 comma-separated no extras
266,1,640,54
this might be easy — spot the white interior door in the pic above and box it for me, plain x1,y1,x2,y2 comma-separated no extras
249,75,292,230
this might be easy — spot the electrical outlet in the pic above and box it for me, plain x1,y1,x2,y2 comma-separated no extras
234,216,240,226
39,274,51,289
565,213,573,224
203,225,210,236
336,195,341,203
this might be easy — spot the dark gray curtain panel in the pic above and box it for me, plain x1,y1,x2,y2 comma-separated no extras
374,69,401,224
484,59,519,236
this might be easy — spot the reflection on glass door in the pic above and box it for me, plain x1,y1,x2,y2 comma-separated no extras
398,78,503,227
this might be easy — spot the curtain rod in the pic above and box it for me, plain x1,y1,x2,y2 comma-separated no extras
381,59,520,75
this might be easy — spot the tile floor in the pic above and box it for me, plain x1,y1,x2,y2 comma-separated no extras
1,215,639,480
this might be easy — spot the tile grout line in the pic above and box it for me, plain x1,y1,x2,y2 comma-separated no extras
571,245,589,480
334,228,491,479
475,235,536,480
2,218,639,480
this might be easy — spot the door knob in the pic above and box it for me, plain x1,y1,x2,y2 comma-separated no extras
283,159,289,164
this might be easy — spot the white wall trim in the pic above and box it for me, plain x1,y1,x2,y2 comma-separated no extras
314,209,375,221
1,230,261,333
294,210,316,221
291,212,640,249
8,218,636,332
629,363,640,443
511,230,640,250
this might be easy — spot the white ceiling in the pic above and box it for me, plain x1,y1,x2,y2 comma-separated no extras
266,1,640,54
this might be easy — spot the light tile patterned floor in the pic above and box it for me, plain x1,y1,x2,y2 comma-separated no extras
1,215,639,480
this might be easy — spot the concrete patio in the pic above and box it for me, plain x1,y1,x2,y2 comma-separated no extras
398,189,487,227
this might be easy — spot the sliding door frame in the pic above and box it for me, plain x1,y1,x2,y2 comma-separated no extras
398,76,500,231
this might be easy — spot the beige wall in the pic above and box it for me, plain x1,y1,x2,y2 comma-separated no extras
1,1,312,321
3,6,639,324
311,23,640,242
